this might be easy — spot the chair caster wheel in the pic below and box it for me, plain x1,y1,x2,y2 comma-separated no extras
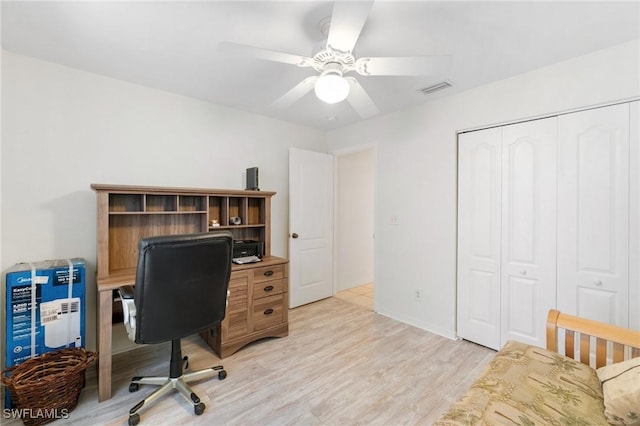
194,402,206,415
129,383,139,392
183,355,189,370
218,370,227,380
128,414,140,426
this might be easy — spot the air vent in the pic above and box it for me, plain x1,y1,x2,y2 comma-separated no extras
419,81,452,95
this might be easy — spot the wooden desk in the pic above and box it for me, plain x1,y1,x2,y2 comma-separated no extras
92,184,288,401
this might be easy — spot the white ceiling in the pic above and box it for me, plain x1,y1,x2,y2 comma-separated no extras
2,1,639,130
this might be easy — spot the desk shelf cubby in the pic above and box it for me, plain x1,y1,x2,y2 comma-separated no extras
92,184,275,278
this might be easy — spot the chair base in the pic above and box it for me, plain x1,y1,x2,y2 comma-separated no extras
126,339,227,426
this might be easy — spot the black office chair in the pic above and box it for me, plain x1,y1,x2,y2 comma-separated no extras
118,231,233,426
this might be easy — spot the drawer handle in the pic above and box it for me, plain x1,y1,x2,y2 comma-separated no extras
264,308,274,315
264,270,274,277
264,285,274,292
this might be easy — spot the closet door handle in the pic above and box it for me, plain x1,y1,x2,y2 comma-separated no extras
593,279,603,286
292,233,299,239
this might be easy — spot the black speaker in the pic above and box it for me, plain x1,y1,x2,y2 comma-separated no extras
246,167,259,191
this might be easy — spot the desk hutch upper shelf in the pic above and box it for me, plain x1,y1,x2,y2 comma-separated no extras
91,184,276,284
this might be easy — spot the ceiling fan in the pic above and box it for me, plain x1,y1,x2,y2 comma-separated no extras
219,1,451,119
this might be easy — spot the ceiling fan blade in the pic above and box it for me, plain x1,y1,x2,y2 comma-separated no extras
270,76,318,109
345,77,380,119
218,41,313,67
326,0,374,53
355,55,452,76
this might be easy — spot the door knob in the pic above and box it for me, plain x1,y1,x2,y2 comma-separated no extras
520,270,527,276
292,233,299,239
593,279,603,286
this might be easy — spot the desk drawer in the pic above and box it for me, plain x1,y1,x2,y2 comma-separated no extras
252,264,285,283
252,279,284,300
253,294,284,331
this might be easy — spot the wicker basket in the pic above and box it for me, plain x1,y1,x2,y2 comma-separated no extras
1,348,97,426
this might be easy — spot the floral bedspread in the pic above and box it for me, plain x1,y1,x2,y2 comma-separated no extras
434,340,607,425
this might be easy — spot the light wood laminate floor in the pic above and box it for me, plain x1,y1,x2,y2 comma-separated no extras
4,297,495,425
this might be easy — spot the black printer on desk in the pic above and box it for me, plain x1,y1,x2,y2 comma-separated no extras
233,240,263,259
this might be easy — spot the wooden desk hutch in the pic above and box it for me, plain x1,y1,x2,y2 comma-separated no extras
91,184,289,401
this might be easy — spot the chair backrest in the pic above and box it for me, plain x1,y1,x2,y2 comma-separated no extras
133,231,233,344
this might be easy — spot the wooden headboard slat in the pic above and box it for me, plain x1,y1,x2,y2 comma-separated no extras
566,330,575,359
580,333,591,365
595,338,607,368
613,342,625,363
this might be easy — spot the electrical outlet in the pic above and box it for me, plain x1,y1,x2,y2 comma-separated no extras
390,215,400,225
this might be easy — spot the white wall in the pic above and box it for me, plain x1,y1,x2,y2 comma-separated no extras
0,51,326,351
335,148,374,291
326,39,640,339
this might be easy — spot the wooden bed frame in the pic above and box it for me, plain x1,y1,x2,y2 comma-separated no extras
546,309,640,368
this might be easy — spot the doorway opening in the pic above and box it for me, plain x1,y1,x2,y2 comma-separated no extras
333,147,375,311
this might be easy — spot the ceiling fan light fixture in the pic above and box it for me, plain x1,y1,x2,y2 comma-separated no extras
314,68,350,104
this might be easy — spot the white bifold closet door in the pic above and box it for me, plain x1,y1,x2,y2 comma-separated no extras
458,117,557,350
557,103,631,327
457,127,502,350
500,119,557,347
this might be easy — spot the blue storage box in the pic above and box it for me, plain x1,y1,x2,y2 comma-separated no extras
4,258,86,408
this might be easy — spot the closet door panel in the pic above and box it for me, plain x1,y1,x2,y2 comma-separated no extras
457,127,502,349
501,117,557,347
505,276,536,337
557,103,630,327
630,101,639,331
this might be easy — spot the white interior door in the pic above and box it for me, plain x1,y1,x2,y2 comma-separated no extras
557,103,630,327
457,127,502,350
500,117,557,348
289,148,334,308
